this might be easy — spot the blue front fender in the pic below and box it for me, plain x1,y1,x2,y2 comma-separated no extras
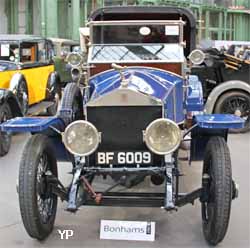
0,116,65,133
0,116,72,162
195,114,245,129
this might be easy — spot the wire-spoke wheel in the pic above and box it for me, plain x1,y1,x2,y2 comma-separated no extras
0,103,12,157
201,136,232,246
19,134,58,240
214,91,250,133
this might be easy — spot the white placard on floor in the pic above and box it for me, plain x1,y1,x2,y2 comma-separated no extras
100,220,155,241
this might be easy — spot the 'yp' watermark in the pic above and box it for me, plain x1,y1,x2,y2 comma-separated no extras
58,229,74,240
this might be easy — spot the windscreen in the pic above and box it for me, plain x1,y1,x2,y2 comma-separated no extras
90,23,184,63
90,44,184,63
93,24,180,44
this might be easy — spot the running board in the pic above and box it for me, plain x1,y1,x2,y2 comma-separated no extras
27,101,54,116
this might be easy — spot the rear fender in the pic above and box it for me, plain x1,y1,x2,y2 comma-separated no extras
9,73,27,92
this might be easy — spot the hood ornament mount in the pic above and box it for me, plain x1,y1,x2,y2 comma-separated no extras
111,63,129,88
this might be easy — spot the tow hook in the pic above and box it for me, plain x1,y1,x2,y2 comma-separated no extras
80,176,102,204
232,180,239,199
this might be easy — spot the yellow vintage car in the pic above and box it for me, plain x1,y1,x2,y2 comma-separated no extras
0,35,61,156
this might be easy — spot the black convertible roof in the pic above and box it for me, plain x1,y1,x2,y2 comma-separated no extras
90,6,196,26
89,6,196,54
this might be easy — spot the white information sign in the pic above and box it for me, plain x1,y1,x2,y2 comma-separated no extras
100,220,155,241
165,25,179,36
1,44,10,56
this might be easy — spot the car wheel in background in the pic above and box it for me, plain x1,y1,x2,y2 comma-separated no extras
10,74,29,115
214,91,250,133
0,103,12,157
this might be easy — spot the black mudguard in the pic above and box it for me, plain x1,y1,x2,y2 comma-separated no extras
190,126,228,161
0,89,23,117
46,71,61,100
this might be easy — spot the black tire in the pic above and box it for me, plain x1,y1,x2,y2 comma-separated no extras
214,91,250,133
201,136,232,246
59,83,83,125
0,103,12,157
12,77,29,115
19,134,58,240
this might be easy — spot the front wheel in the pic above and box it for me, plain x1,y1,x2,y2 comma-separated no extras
19,134,58,240
201,136,232,246
59,83,83,125
0,103,12,157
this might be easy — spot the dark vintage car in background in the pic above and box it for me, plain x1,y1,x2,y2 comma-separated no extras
0,35,61,156
0,6,244,245
50,38,80,85
192,48,250,132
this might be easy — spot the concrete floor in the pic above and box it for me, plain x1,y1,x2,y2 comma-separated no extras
0,133,249,248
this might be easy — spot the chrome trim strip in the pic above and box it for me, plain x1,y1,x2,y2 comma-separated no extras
89,59,185,64
88,20,185,26
87,88,162,107
88,65,184,80
173,86,177,122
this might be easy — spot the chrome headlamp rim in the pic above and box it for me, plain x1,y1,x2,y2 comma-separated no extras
62,120,99,157
144,118,182,155
188,49,205,65
66,52,83,67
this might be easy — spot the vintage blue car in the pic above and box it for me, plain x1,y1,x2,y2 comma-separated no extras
0,6,244,245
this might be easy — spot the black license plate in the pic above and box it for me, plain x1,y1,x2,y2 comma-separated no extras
96,151,152,165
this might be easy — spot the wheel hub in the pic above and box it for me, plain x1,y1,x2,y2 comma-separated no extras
234,109,242,117
37,175,47,197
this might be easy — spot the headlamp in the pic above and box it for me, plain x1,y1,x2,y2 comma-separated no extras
66,52,83,67
144,118,181,155
189,49,205,65
63,120,100,156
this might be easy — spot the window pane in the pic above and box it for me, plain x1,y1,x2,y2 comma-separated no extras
93,25,180,44
38,41,46,62
90,44,184,63
0,43,19,62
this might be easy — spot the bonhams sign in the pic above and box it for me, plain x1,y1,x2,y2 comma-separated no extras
100,220,155,241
